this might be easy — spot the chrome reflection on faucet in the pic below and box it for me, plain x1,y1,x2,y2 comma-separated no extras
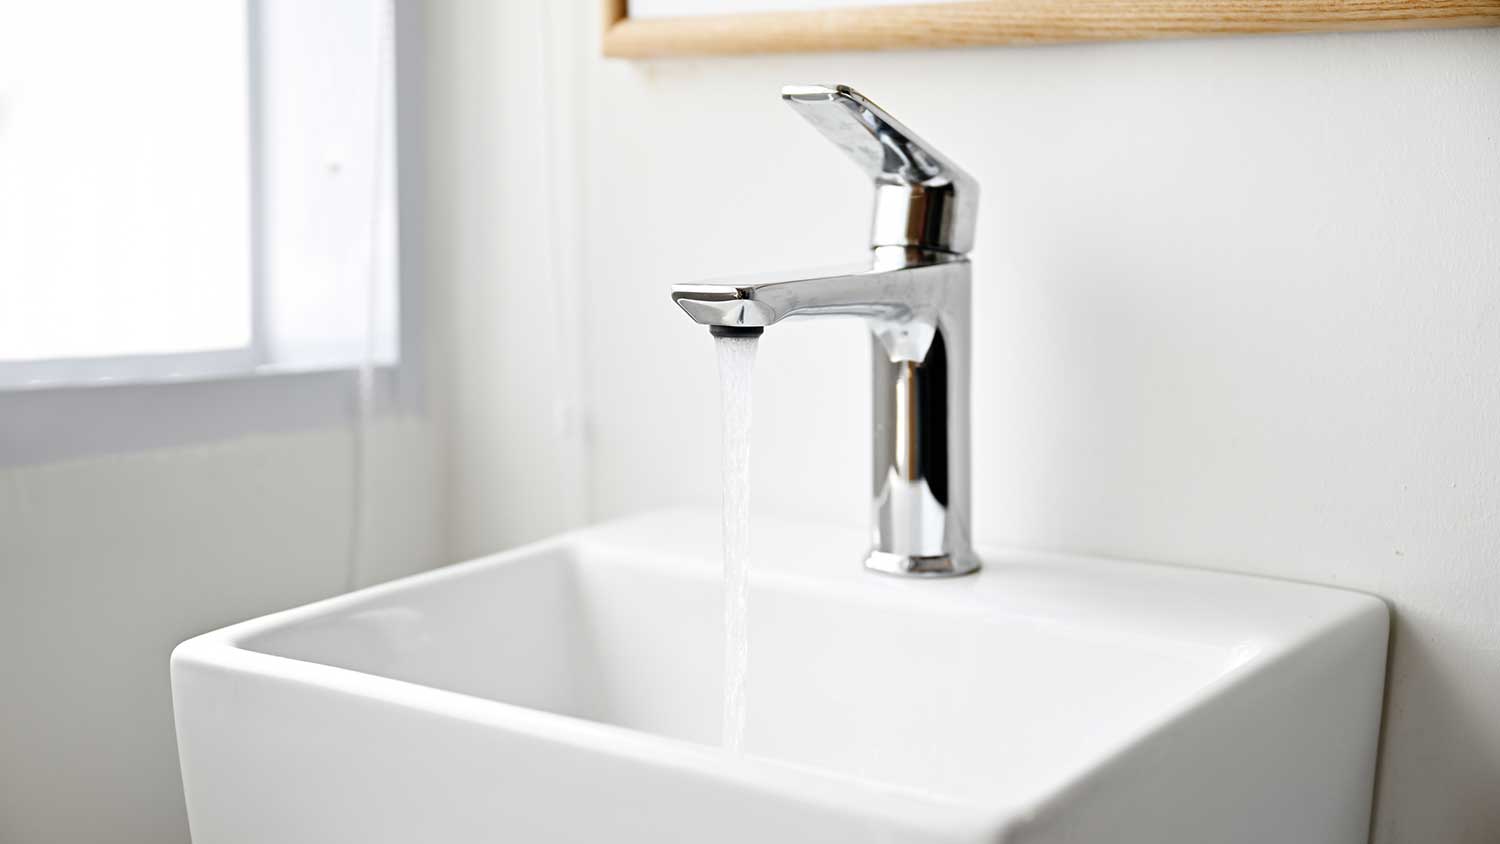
672,84,980,577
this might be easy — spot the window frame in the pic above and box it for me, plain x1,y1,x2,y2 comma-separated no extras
0,0,425,468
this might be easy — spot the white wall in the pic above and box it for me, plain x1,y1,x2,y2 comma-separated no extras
0,418,443,843
448,4,1500,840
426,0,590,561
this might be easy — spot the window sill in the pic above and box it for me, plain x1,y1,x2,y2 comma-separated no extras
0,356,398,392
0,362,420,469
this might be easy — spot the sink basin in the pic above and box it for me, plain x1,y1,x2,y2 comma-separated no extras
172,509,1387,843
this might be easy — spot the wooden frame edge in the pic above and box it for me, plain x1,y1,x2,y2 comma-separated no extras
601,0,1500,58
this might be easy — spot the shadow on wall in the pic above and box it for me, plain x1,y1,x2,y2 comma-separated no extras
1371,607,1500,841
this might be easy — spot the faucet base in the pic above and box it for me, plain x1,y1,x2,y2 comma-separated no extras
863,549,981,578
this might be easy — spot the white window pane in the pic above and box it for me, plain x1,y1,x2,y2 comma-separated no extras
0,0,252,362
260,0,399,369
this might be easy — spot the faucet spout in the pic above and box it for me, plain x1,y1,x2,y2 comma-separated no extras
672,248,965,363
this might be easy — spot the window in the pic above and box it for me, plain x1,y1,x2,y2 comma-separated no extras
0,0,398,390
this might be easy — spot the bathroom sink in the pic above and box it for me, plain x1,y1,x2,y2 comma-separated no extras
172,509,1387,843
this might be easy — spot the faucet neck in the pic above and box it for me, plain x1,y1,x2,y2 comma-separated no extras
869,244,964,270
871,181,972,256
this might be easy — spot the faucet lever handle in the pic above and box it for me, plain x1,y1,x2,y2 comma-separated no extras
782,84,977,256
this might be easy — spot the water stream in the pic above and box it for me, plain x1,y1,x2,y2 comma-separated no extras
715,334,757,753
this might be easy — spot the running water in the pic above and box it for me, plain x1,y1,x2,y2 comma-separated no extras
715,334,757,753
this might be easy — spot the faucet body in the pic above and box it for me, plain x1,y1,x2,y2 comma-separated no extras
672,85,981,577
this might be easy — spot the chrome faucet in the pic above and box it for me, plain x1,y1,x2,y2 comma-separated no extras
672,84,980,577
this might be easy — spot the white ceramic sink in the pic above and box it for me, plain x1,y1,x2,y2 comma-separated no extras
172,509,1388,843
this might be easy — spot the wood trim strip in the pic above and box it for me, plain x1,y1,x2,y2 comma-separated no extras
601,0,1500,57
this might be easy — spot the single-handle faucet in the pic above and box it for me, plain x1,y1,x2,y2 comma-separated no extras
672,84,980,578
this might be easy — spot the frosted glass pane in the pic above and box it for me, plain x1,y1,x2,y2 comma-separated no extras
259,0,399,369
0,0,252,361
